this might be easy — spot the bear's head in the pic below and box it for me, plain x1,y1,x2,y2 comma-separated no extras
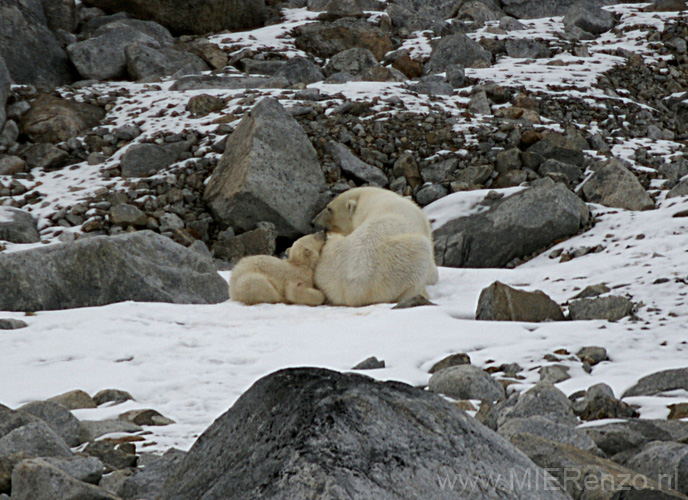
312,189,361,235
287,231,327,268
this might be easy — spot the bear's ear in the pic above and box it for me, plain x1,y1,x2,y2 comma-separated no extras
302,247,312,258
345,199,357,214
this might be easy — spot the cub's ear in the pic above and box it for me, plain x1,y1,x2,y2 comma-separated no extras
302,247,312,257
345,199,357,214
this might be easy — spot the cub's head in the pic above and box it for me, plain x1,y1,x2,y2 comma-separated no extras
287,231,327,267
312,189,361,235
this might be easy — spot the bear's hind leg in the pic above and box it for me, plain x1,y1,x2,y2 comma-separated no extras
285,281,326,306
231,273,282,305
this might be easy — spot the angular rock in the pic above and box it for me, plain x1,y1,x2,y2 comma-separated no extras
0,421,72,463
160,367,570,500
0,407,38,440
0,0,74,88
539,364,571,384
409,75,453,96
0,318,28,330
576,346,608,365
294,18,393,61
422,159,457,184
67,19,174,80
351,356,385,370
120,143,177,177
622,368,688,398
669,404,688,420
212,223,278,264
0,207,40,244
325,47,377,76
569,295,633,321
528,131,586,167
429,353,471,374
0,57,9,135
41,0,77,32
84,440,137,470
274,56,324,85
584,419,673,456
186,94,224,117
468,90,492,114
108,203,148,227
20,94,104,144
572,383,638,421
40,455,104,484
47,390,97,410
425,34,492,74
498,416,599,453
505,39,552,59
19,401,81,447
582,159,655,211
434,181,590,268
23,143,69,170
511,433,686,500
120,449,186,500
668,178,688,199
429,364,506,401
119,409,174,426
125,42,209,80
416,184,449,206
564,3,616,36
538,159,583,185
571,284,611,300
0,231,229,311
625,441,688,493
325,141,388,186
476,281,565,322
78,419,142,443
500,382,579,428
204,98,326,239
11,458,117,500
81,0,269,36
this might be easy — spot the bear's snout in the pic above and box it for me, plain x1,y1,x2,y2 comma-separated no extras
312,208,330,229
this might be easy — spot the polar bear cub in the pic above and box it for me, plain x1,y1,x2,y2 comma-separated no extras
313,187,439,307
229,232,326,306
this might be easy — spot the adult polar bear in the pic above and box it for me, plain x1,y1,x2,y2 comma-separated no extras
313,187,439,306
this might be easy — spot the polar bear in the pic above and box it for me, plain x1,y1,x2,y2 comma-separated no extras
313,187,439,306
229,232,326,306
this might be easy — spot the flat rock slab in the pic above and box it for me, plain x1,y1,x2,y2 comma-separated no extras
476,281,565,322
622,367,688,398
160,367,571,500
433,180,589,268
0,230,228,311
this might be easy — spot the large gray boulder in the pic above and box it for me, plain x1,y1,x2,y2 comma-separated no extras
19,94,105,144
325,141,388,186
582,159,655,211
120,143,178,177
67,19,174,80
433,180,590,268
568,295,634,321
625,441,688,494
125,42,209,80
0,230,229,311
274,57,324,85
204,98,326,239
294,18,393,61
0,0,73,88
81,0,270,36
325,47,378,76
0,420,72,464
583,419,673,456
41,0,77,32
19,401,81,447
476,281,564,322
622,367,688,398
160,367,571,500
424,34,492,74
0,207,40,244
511,434,687,500
498,383,579,428
564,3,616,36
498,416,599,453
11,458,118,500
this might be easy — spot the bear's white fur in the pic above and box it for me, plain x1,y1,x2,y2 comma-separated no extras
313,187,439,306
229,232,326,306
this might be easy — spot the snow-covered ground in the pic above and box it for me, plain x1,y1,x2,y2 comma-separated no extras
2,191,687,452
1,3,687,453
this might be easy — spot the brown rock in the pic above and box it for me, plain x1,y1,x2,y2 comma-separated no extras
392,54,422,78
20,95,104,144
429,353,471,374
47,390,97,410
669,403,688,420
294,19,393,61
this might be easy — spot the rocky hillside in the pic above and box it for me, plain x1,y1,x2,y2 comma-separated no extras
1,0,688,498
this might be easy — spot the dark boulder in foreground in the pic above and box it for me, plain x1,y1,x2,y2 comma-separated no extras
160,367,571,500
0,231,228,311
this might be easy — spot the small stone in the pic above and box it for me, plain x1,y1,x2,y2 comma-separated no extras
570,284,610,299
576,346,608,365
392,295,436,309
0,318,28,329
83,440,137,471
429,353,471,374
109,204,148,227
93,389,134,406
429,364,505,401
0,155,24,175
669,403,688,420
351,356,385,370
118,409,174,426
539,364,571,384
47,390,97,410
186,94,225,117
415,184,448,206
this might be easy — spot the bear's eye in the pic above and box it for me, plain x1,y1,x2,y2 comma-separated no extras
327,207,332,212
